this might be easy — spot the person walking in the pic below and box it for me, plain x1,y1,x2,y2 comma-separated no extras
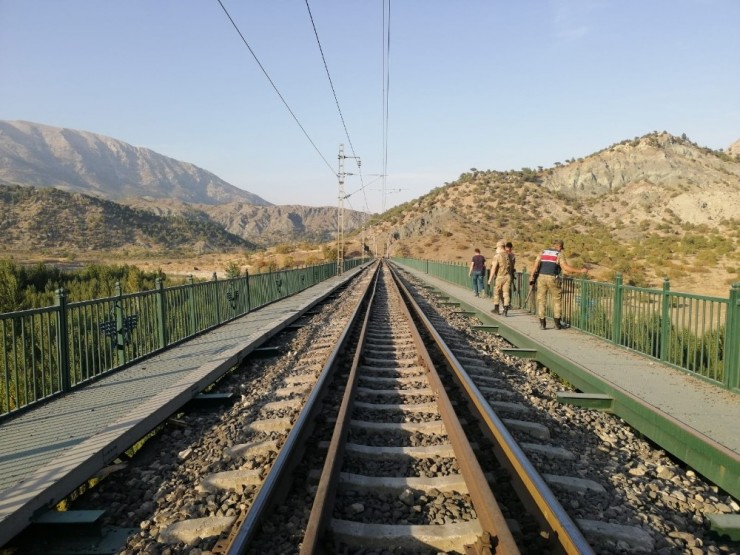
505,241,517,305
488,240,512,315
468,248,486,297
529,239,587,329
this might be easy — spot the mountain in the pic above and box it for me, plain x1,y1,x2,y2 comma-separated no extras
0,184,255,253
363,131,740,295
0,120,270,205
0,120,366,248
120,198,368,246
2,120,737,294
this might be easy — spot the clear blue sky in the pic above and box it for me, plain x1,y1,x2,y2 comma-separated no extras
1,1,738,214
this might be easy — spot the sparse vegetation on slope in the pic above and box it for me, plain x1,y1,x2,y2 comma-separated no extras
0,184,256,254
358,132,740,296
2,127,738,298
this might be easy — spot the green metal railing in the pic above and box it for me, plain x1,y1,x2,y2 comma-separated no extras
0,259,365,419
393,258,739,393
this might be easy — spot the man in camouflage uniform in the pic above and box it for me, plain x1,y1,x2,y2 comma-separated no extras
488,239,512,316
529,239,588,329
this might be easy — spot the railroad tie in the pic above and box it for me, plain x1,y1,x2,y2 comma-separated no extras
577,519,655,552
159,516,236,545
225,438,279,460
196,469,263,493
330,518,483,553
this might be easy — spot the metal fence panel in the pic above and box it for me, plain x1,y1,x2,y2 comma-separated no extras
0,259,350,419
393,257,736,392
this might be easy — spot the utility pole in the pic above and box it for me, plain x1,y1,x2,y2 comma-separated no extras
337,144,360,274
337,144,345,275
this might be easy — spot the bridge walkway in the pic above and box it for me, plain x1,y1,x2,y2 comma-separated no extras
396,264,740,506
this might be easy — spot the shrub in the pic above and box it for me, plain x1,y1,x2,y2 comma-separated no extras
224,261,241,279
275,243,295,255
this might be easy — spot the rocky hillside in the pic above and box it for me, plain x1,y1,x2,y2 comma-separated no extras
0,185,255,253
0,120,270,205
728,139,740,158
2,121,737,295
120,198,367,247
540,132,740,226
205,202,366,245
363,132,740,295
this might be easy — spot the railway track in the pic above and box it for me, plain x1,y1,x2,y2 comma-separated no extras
226,262,595,553
7,260,739,554
290,259,516,553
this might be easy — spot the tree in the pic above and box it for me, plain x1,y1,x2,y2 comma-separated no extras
0,259,23,312
322,245,338,261
224,261,242,279
125,266,146,293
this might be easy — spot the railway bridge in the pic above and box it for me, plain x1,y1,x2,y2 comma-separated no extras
0,259,738,553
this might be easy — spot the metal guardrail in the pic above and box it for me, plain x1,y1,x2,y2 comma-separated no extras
393,258,739,393
0,259,365,419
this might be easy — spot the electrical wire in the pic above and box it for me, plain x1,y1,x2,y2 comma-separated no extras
304,0,369,216
381,0,391,213
215,0,336,176
304,0,358,167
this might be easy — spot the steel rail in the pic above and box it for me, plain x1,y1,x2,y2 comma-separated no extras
390,264,595,554
221,262,380,555
301,261,517,553
299,265,381,554
387,264,520,554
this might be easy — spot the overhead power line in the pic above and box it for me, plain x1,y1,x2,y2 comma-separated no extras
304,0,357,164
304,0,370,215
215,0,336,176
382,0,391,213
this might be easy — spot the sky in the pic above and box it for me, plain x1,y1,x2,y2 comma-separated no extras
1,1,739,214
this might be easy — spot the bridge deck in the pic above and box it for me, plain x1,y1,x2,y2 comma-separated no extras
0,266,364,547
1,262,738,548
398,264,740,502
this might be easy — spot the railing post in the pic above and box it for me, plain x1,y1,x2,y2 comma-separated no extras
155,277,168,349
612,273,623,345
55,288,71,392
275,271,284,299
521,269,529,310
213,272,221,325
660,278,671,362
579,274,588,328
187,275,196,335
114,282,125,366
725,283,740,391
268,266,274,301
246,270,252,313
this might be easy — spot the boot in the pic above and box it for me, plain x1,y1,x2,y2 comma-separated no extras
554,318,563,330
539,318,547,330
492,304,500,314
503,305,510,317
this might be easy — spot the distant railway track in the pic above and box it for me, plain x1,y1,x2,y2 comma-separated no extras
8,261,739,554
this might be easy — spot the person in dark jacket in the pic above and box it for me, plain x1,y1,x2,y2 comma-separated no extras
469,248,486,297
